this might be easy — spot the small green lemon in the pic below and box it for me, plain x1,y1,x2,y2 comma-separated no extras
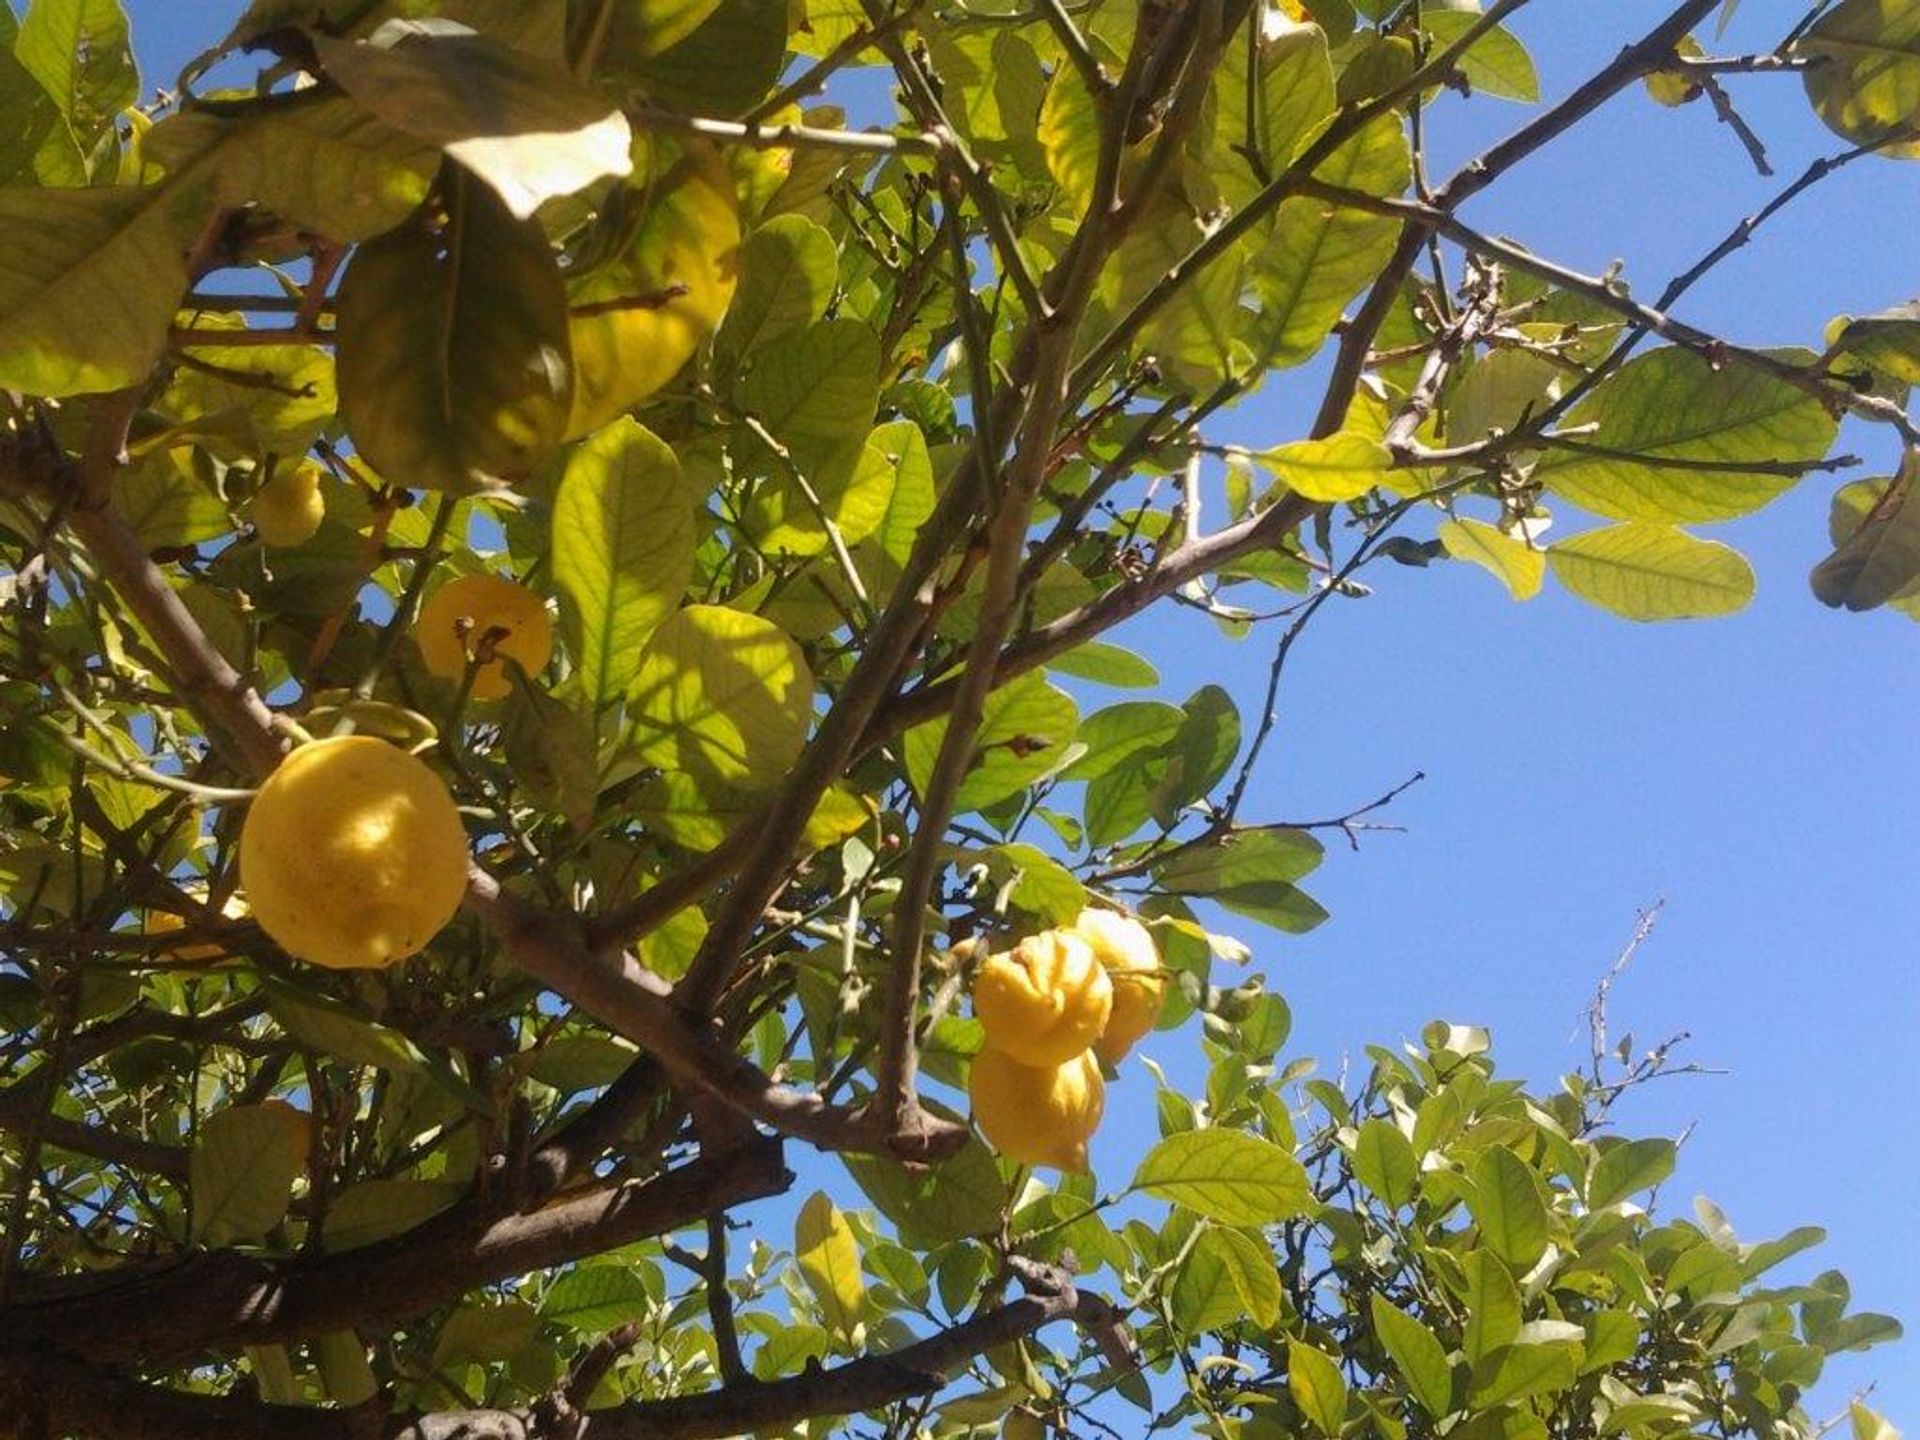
972,928,1112,1067
251,461,327,548
416,573,554,701
1072,906,1165,1065
969,1046,1104,1173
239,735,469,970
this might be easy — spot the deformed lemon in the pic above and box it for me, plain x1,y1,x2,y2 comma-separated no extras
969,1046,1104,1173
1073,907,1165,1065
415,573,554,701
239,735,469,969
972,928,1112,1067
252,461,326,548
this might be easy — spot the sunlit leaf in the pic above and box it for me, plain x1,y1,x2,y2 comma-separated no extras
1549,523,1755,620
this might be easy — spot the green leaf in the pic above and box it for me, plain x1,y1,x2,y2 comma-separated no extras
1827,301,1920,386
1133,1129,1313,1225
1423,12,1539,102
1549,523,1755,621
1438,518,1545,600
715,214,840,371
1213,1225,1283,1329
1851,1401,1903,1440
1468,1144,1553,1270
738,317,880,471
1586,1136,1677,1209
143,97,438,242
627,604,814,792
553,419,697,708
314,1330,378,1407
322,1179,464,1251
796,1190,868,1342
1208,20,1335,212
0,184,192,396
335,170,573,494
565,149,740,438
1534,348,1839,522
312,21,631,219
1289,1340,1348,1434
1155,827,1324,893
1472,1323,1585,1407
1047,642,1159,688
1147,684,1241,825
842,1135,1008,1248
1370,1295,1455,1418
1255,432,1394,503
1171,1227,1250,1335
1251,113,1410,369
266,985,429,1073
1062,701,1185,782
191,1101,307,1246
1462,1249,1522,1367
1812,458,1920,611
600,0,725,59
986,842,1087,924
543,1264,654,1331
1352,1119,1419,1210
608,0,788,117
15,0,136,144
902,670,1080,814
1796,0,1920,155
747,419,905,557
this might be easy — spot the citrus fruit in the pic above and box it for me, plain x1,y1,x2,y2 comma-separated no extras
415,573,553,701
251,461,326,548
971,928,1112,1067
969,1046,1104,1173
239,735,469,969
1072,907,1165,1065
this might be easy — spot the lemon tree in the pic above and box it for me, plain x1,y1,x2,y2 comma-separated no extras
0,3,1909,1439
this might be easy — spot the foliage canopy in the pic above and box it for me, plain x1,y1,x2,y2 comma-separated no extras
0,1,1911,1438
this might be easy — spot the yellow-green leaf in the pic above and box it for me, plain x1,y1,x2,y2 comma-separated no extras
313,21,632,218
1133,1129,1313,1224
554,419,697,707
1796,0,1920,156
335,170,573,494
566,148,741,438
627,604,814,792
1533,347,1838,522
0,184,193,396
1812,455,1920,612
1290,1340,1348,1434
190,1100,308,1246
795,1190,866,1342
1438,517,1545,600
1549,523,1754,620
1257,432,1394,503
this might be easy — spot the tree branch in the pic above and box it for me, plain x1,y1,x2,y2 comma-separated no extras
2,1138,789,1363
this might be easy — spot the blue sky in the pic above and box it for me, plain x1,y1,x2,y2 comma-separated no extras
124,0,1917,1420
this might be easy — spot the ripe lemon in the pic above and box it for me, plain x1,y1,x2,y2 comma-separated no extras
415,573,554,701
1072,907,1165,1065
239,735,469,969
969,1046,1104,1173
252,461,326,548
972,928,1112,1067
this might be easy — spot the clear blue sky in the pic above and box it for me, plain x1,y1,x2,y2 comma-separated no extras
124,0,1917,1420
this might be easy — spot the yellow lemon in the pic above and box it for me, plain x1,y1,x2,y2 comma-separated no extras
251,461,326,548
1073,907,1165,1065
239,735,469,969
415,573,554,701
146,890,250,964
972,928,1112,1067
969,1046,1104,1173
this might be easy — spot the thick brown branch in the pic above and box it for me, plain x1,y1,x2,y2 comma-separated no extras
468,872,968,1162
2,1138,789,1362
